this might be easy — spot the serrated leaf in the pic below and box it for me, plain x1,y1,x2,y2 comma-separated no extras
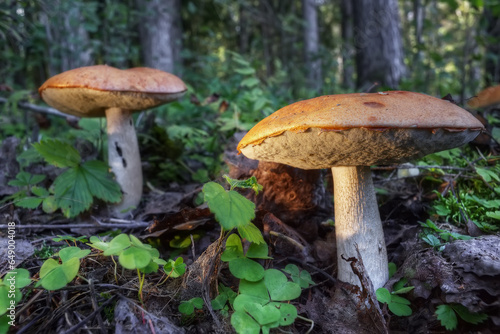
452,304,488,325
238,223,265,244
81,160,122,203
436,304,457,330
53,161,121,218
223,175,263,195
33,139,81,168
203,182,255,230
8,172,45,187
16,197,43,209
31,186,49,197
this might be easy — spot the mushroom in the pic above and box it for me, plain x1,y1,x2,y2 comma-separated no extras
237,91,484,289
39,65,187,217
468,85,500,109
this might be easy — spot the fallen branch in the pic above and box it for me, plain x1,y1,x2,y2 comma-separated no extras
0,96,79,121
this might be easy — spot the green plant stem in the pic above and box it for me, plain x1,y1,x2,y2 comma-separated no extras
110,256,119,284
137,269,146,304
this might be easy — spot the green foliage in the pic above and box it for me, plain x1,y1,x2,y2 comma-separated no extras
203,176,264,244
179,297,204,315
282,264,315,289
435,304,488,331
163,257,187,278
8,139,122,218
0,268,31,334
376,287,412,317
419,219,472,251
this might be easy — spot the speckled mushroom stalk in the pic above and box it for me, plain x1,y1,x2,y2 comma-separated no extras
332,166,388,288
237,91,484,290
105,107,143,215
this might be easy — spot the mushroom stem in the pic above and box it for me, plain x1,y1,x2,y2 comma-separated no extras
332,166,388,289
106,107,143,217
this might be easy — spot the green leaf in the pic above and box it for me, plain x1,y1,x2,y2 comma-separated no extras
223,175,263,195
234,67,256,75
231,310,261,334
42,196,58,213
392,286,415,295
388,302,412,316
476,167,500,182
203,182,256,230
164,257,186,278
376,288,392,304
88,236,110,251
244,301,281,325
4,269,31,288
241,77,260,88
211,294,228,310
118,247,152,270
388,262,397,278
436,304,458,330
238,279,270,300
81,160,122,203
103,234,131,256
58,247,90,262
31,186,49,197
246,242,270,259
238,223,265,244
451,304,488,325
33,139,81,168
39,257,80,290
283,264,315,288
16,197,43,209
264,269,301,301
229,258,265,282
486,211,500,220
8,172,45,187
179,297,204,315
269,302,297,326
221,234,244,262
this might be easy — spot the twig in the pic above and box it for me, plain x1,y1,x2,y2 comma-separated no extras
0,96,79,121
269,231,306,252
88,279,106,334
60,295,117,334
287,256,337,284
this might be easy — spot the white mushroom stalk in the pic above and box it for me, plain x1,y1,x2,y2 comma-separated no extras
332,166,388,288
105,108,143,216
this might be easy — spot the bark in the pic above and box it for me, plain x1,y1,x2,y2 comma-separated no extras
137,0,182,75
341,0,355,90
303,0,322,92
352,0,406,90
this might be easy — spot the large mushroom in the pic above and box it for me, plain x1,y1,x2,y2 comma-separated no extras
39,65,187,217
237,91,484,289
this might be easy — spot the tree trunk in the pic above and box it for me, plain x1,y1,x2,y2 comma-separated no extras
341,0,355,90
352,0,406,90
40,0,93,77
484,7,500,85
137,0,182,75
303,0,322,92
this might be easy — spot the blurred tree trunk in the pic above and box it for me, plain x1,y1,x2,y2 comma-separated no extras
40,0,93,77
239,5,250,55
303,0,322,92
136,0,182,75
341,0,355,90
352,0,406,90
484,7,500,85
260,0,274,78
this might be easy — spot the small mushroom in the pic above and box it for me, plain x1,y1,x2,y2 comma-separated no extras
237,91,484,289
468,85,500,109
39,65,187,217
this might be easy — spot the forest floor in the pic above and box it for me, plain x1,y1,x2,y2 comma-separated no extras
1,133,499,334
